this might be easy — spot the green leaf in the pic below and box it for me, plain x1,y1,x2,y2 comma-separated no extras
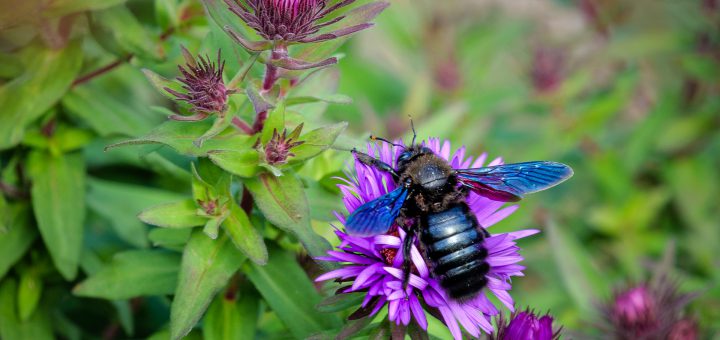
171,232,245,340
0,41,83,150
261,102,286,144
246,244,341,338
223,203,267,265
245,173,333,264
0,205,36,280
139,199,208,228
208,150,261,178
316,292,365,313
106,119,253,157
149,228,193,248
290,122,348,163
155,0,181,30
90,5,160,60
28,151,85,280
546,218,607,315
62,84,159,138
87,178,189,248
74,250,181,299
142,68,181,100
0,279,53,340
285,94,353,106
18,269,43,321
202,284,260,340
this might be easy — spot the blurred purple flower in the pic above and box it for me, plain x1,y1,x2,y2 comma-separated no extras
165,48,231,121
492,309,561,340
531,47,564,94
601,277,696,339
316,138,538,339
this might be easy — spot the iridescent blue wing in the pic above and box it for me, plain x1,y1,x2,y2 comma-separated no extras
455,161,573,202
345,187,408,236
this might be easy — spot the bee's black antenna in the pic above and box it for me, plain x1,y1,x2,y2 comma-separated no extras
408,115,417,145
370,135,404,148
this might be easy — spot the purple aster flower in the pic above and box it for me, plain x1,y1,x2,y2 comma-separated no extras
316,138,538,339
164,48,232,121
492,309,561,340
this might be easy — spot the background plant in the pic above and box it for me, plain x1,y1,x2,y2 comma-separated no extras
0,0,718,339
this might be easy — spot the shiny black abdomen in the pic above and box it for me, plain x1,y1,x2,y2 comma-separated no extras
419,203,489,300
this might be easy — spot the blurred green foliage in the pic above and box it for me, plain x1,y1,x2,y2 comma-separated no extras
0,0,718,338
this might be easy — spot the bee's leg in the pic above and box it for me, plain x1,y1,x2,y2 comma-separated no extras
401,226,416,292
351,148,399,181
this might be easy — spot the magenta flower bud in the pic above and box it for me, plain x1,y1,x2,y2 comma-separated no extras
601,277,696,339
612,286,658,334
493,309,561,340
668,319,699,340
264,124,304,165
165,48,230,120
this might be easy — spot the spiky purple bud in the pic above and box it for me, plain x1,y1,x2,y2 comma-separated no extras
602,277,695,339
165,48,229,119
612,285,658,335
264,124,304,165
493,309,561,340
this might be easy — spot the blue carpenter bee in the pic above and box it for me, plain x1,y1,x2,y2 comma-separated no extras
346,122,573,301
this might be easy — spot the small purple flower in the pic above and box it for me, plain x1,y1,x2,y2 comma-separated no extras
492,309,561,340
165,48,231,120
316,138,538,339
601,277,696,339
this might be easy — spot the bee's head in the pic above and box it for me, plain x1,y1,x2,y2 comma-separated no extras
396,144,433,170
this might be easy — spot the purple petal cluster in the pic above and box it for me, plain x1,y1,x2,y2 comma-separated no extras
316,138,539,339
224,0,388,47
493,309,560,340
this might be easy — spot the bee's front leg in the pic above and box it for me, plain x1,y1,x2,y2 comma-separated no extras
351,148,400,181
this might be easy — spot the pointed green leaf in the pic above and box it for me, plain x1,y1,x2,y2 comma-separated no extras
290,122,348,163
18,269,43,321
316,292,365,313
149,228,193,248
106,119,252,157
74,250,181,299
0,205,36,280
171,232,245,340
245,173,333,264
546,218,607,315
90,5,160,60
87,178,188,248
208,150,261,178
0,279,53,340
0,41,83,150
224,203,267,265
285,94,353,106
261,102,286,144
28,151,85,280
203,284,260,340
142,68,182,100
62,84,159,138
139,199,208,228
246,244,341,338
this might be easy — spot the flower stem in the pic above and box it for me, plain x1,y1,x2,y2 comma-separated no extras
261,45,287,93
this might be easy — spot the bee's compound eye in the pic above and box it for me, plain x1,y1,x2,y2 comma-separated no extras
398,152,412,162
